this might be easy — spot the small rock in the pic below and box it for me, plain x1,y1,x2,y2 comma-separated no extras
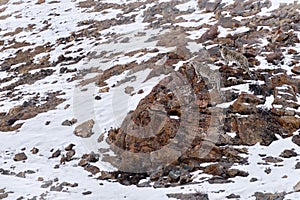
83,152,99,162
292,135,300,146
279,149,297,158
41,180,53,188
66,149,75,161
64,143,75,151
84,165,100,175
292,66,300,75
30,147,39,154
16,171,26,178
37,177,44,181
45,121,50,125
99,87,109,93
82,191,92,195
50,184,63,192
226,193,241,199
137,89,144,94
250,177,258,182
74,119,95,138
254,192,285,200
13,152,27,162
78,159,88,167
50,149,61,158
266,52,284,64
294,181,300,192
61,118,77,126
288,48,298,54
263,156,283,163
97,133,105,143
295,162,300,169
264,167,271,174
36,0,45,4
124,86,134,94
0,193,8,199
168,170,181,182
95,95,102,100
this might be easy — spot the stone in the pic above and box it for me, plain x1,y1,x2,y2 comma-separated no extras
99,87,110,93
266,52,284,64
254,192,285,200
124,86,134,94
61,118,77,126
82,191,92,195
262,156,283,163
295,162,300,169
226,194,241,199
50,149,61,158
279,149,297,158
0,193,8,199
13,152,27,161
41,180,53,188
30,147,39,154
36,0,45,4
250,177,258,182
198,25,219,43
66,150,75,161
78,159,88,167
167,193,209,200
74,119,95,138
50,184,63,192
84,165,100,175
294,181,300,192
292,135,300,146
64,143,75,151
292,66,300,75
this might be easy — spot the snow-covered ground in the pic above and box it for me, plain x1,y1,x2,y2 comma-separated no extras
0,0,300,199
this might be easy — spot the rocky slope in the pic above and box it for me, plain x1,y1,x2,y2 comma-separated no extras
1,0,300,199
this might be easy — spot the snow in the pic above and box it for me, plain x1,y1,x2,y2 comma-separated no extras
1,0,300,199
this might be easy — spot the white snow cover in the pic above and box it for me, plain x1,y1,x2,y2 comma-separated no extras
0,0,299,199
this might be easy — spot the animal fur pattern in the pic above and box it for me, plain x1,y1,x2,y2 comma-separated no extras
219,45,257,79
189,61,221,91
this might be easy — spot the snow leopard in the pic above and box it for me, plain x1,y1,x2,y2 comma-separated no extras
219,45,257,80
189,61,221,92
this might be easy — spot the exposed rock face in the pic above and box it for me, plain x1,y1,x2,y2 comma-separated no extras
73,119,95,138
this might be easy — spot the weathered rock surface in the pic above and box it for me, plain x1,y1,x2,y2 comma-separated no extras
74,119,95,138
13,152,27,162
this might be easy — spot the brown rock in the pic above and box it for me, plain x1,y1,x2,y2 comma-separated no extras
30,147,39,154
50,149,61,158
124,86,134,94
36,0,45,4
198,25,219,43
78,159,88,167
66,150,76,161
74,119,95,138
278,116,300,131
266,52,284,64
13,152,27,161
65,143,75,151
262,156,283,163
292,66,300,75
84,165,100,175
294,181,300,192
99,86,110,93
0,193,8,199
292,135,300,146
232,116,278,146
254,192,285,200
61,118,77,126
279,149,297,158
